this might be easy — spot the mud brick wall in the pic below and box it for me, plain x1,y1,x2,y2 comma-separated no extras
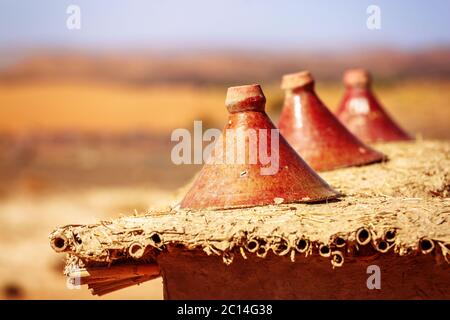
158,249,450,299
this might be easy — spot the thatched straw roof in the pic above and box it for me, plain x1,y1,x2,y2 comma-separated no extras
49,140,449,295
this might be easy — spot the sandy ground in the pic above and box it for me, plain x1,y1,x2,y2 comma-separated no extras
0,80,449,139
0,187,175,299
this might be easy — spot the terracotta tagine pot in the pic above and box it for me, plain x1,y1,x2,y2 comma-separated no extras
335,68,412,143
180,84,339,210
278,71,385,171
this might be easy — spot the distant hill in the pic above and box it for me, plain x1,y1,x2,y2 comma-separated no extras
1,47,449,85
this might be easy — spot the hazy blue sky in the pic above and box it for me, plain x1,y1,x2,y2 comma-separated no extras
1,0,449,50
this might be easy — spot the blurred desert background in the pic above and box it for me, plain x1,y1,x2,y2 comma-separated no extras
0,0,449,299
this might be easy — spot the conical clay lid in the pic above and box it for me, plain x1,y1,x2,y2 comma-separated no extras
278,71,385,171
180,84,339,210
335,68,412,143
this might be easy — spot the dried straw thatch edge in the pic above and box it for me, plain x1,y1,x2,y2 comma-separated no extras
50,220,450,270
